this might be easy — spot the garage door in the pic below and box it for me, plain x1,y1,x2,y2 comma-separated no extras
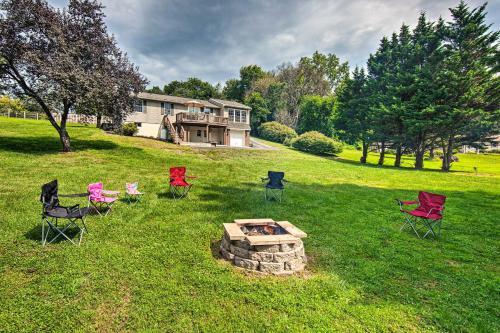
230,130,244,147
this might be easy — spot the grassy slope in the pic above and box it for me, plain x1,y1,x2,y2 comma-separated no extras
0,117,498,332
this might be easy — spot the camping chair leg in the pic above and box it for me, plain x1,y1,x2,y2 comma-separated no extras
103,203,114,216
401,216,421,239
81,217,88,233
90,201,103,217
265,188,283,202
170,185,191,199
423,219,439,239
41,216,48,246
77,219,85,245
43,219,76,245
42,214,86,246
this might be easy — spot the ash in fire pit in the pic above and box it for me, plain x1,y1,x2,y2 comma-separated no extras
241,224,287,236
220,219,307,275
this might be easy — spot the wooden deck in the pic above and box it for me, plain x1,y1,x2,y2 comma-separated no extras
176,112,228,125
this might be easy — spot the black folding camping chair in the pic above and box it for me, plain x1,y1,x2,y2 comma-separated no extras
261,171,287,202
40,180,90,245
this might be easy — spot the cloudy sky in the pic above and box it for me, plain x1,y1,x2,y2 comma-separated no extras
49,0,499,87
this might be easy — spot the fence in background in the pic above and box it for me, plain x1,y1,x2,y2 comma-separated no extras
0,111,110,125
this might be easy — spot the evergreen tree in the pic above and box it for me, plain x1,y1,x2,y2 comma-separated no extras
437,1,499,171
336,67,373,163
405,14,445,169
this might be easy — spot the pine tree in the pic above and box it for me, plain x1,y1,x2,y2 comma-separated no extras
336,67,373,163
404,14,445,169
437,1,500,171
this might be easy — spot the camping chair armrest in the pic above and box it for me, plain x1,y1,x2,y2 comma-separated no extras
59,193,88,198
66,204,81,215
396,199,417,210
283,179,289,183
426,206,444,217
430,205,444,211
400,200,418,205
261,177,269,182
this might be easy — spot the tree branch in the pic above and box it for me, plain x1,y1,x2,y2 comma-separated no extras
5,61,61,132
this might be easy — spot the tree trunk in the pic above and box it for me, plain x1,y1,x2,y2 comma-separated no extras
441,137,454,171
360,141,368,164
378,141,386,166
415,149,425,169
7,62,72,152
429,146,435,160
58,102,72,152
59,128,71,152
96,114,102,128
414,133,426,170
394,144,402,167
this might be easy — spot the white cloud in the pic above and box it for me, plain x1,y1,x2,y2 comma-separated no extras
49,0,499,86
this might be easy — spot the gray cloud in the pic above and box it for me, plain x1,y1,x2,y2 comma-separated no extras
49,0,499,87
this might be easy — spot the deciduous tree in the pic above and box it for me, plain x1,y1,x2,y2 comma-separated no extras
0,0,146,151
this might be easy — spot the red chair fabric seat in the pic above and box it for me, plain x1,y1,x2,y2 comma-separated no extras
397,191,446,239
169,167,195,199
170,178,191,187
402,209,442,220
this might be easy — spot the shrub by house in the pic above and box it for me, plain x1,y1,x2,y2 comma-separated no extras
258,121,297,143
122,123,138,136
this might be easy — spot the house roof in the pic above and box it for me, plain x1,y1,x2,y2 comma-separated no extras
137,92,220,108
209,98,252,110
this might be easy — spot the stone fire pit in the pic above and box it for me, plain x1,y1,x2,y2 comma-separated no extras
220,219,307,275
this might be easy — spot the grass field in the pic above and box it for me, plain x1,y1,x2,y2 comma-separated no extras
0,117,498,332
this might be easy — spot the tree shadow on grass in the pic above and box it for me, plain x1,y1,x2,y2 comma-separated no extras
331,156,468,174
157,191,176,200
0,135,119,155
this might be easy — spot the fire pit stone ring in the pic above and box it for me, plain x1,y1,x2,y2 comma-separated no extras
220,219,307,275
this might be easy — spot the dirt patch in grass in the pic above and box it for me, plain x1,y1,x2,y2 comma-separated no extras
94,286,132,332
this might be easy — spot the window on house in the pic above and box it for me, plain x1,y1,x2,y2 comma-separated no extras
189,106,201,113
204,107,212,114
161,102,173,116
228,108,247,123
197,130,201,137
134,100,145,113
135,122,142,127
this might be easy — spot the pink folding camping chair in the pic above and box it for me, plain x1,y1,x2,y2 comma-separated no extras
87,182,119,217
125,182,143,203
396,191,446,239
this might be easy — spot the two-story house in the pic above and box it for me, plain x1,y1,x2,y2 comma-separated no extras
125,92,252,147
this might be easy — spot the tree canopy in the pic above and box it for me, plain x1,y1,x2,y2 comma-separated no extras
336,1,499,170
154,77,221,100
0,0,147,151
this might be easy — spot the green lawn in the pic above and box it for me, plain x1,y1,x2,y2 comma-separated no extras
0,117,498,332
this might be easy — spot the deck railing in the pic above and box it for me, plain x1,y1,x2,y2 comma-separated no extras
176,112,228,125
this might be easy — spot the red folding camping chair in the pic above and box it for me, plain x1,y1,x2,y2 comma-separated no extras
169,167,196,199
396,191,446,239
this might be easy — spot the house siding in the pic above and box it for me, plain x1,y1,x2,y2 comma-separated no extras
124,93,251,145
